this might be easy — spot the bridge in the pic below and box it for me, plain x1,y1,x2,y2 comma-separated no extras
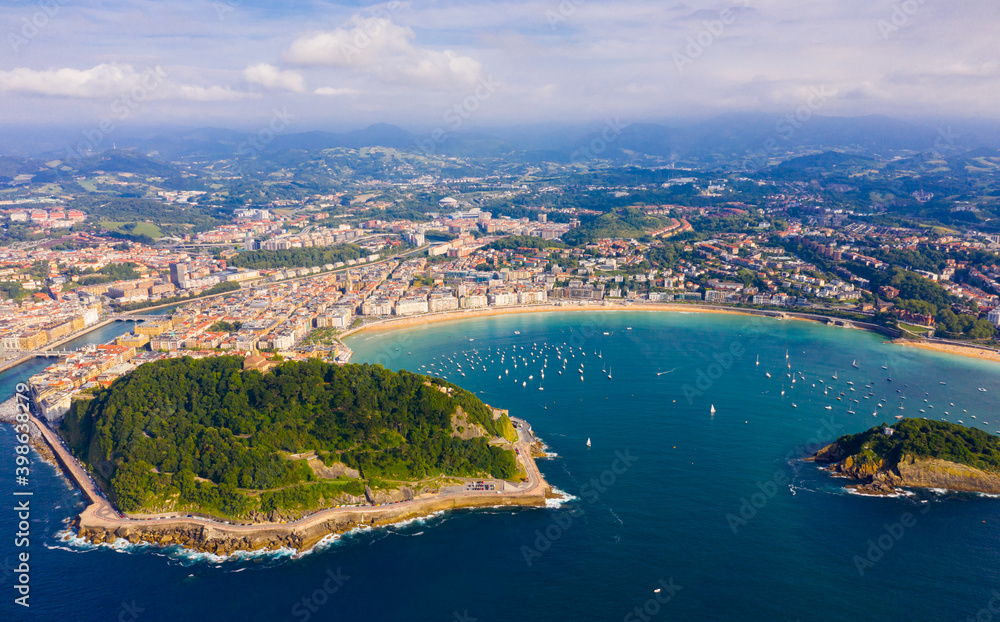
25,350,80,357
109,314,167,322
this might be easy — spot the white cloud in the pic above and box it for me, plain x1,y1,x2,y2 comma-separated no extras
284,16,481,88
174,84,255,102
314,86,361,96
243,63,306,92
0,64,147,98
0,63,253,102
2,1,1000,125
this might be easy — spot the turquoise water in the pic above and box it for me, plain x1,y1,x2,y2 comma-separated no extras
2,310,999,621
346,311,1000,621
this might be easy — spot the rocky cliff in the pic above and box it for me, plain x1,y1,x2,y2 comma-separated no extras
810,442,1000,496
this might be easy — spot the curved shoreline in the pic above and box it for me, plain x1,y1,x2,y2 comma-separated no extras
340,302,793,342
894,339,1000,364
339,302,1000,366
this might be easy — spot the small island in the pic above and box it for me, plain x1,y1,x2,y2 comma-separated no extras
51,356,551,555
810,419,1000,496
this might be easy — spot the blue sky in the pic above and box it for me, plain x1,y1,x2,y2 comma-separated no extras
0,0,997,132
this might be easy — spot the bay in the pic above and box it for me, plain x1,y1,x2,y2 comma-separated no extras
2,310,999,621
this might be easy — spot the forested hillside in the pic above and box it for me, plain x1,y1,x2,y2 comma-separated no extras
60,357,518,517
228,244,363,270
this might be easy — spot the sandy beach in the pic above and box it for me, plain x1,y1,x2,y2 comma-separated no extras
339,301,774,341
895,339,1000,364
340,303,1000,369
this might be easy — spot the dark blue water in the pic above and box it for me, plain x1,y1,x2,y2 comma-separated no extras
3,311,1000,621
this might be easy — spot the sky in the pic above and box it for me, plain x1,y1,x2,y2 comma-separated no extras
0,0,998,134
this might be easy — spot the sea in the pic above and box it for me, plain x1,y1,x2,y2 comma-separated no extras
2,309,1000,621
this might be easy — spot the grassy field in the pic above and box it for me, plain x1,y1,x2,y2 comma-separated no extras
899,322,933,335
100,221,164,238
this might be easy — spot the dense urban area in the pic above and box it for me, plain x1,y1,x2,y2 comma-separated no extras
1,137,999,422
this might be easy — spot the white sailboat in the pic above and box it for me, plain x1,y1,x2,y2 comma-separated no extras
710,404,716,415
586,437,592,448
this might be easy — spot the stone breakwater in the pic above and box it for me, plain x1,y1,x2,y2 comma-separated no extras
810,442,1000,496
74,492,550,556
0,396,55,464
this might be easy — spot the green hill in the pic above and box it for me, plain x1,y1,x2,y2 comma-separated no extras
817,419,1000,473
60,357,518,518
228,244,363,270
561,208,670,246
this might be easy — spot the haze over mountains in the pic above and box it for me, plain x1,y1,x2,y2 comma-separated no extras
3,115,1000,168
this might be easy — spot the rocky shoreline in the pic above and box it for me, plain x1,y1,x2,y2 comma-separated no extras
2,393,557,556
0,396,56,465
809,441,1000,496
74,490,553,556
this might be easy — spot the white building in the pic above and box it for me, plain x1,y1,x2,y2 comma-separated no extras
461,294,488,309
395,297,429,316
488,292,518,307
517,289,548,305
989,308,1000,327
429,295,459,313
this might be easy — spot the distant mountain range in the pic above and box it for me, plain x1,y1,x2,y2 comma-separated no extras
4,114,1000,168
